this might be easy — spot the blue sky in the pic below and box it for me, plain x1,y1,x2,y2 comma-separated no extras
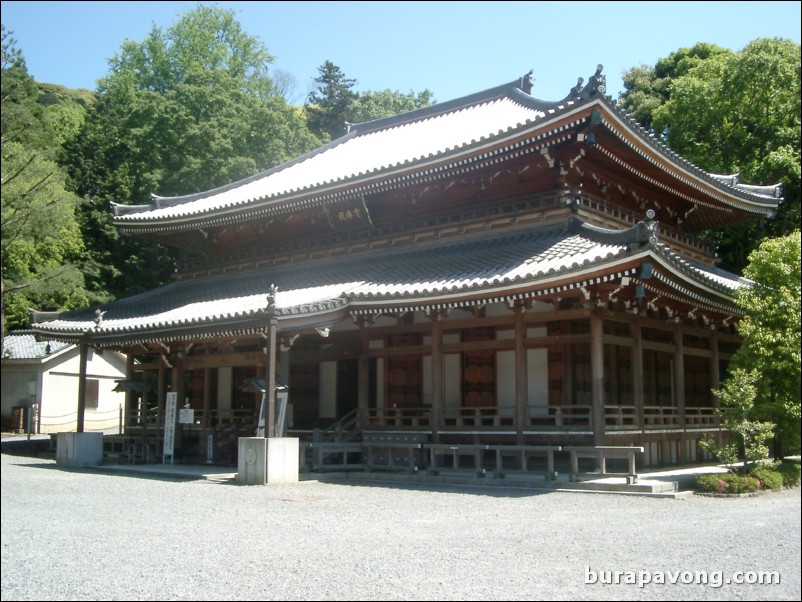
2,1,800,104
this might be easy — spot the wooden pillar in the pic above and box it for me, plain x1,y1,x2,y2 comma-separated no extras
266,317,278,437
632,317,645,438
673,325,686,463
563,341,574,405
202,367,212,428
157,354,166,432
125,352,136,432
430,316,443,443
358,339,369,427
710,331,720,409
590,313,605,447
514,304,528,444
76,342,89,433
710,330,721,443
171,358,184,401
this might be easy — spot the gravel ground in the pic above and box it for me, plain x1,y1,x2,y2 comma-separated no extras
1,452,800,601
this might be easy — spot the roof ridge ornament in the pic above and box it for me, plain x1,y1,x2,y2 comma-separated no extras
565,64,607,101
266,284,278,317
519,70,535,94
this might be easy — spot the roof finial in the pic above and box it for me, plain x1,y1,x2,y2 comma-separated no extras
266,284,278,317
568,77,584,99
566,65,607,101
519,70,535,94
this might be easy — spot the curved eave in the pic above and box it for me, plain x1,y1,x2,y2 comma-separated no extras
593,97,782,217
31,225,742,349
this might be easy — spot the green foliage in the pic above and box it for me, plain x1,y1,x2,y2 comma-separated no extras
305,60,359,141
37,83,94,146
305,62,436,139
60,5,320,300
1,25,91,335
696,472,762,494
620,38,801,273
776,458,801,487
619,42,730,130
701,369,775,469
749,465,785,490
699,436,739,469
731,231,802,455
351,89,436,123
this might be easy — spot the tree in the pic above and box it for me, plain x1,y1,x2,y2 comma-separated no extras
351,89,435,124
1,25,89,343
305,61,358,140
619,38,801,273
61,6,320,300
700,369,775,471
619,42,729,130
727,230,801,457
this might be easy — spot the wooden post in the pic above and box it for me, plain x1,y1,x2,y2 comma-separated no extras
157,354,166,434
514,303,528,444
76,342,89,433
202,367,211,428
266,317,278,438
430,317,443,443
126,352,136,432
358,351,369,424
673,325,686,463
590,313,605,448
632,317,645,439
710,330,721,443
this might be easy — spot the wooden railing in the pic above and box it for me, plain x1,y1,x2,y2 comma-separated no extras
442,406,515,428
361,404,718,431
364,407,431,428
299,441,645,483
526,405,591,428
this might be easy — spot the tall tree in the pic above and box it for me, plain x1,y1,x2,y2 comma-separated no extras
62,5,320,300
620,38,801,273
305,61,358,140
728,230,801,457
1,25,89,342
619,42,729,130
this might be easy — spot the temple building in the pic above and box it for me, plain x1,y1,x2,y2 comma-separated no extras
30,66,782,468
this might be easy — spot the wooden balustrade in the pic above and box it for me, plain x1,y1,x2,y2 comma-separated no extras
364,407,431,428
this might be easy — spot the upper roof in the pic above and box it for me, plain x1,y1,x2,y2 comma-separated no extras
29,217,747,347
111,67,782,234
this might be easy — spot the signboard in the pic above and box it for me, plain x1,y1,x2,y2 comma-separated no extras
256,392,266,438
163,392,177,464
178,408,195,424
276,391,289,437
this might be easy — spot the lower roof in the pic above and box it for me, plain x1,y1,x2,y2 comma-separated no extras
30,218,744,348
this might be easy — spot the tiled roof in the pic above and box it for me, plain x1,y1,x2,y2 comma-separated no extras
31,219,743,346
114,88,550,225
2,331,70,360
112,71,782,231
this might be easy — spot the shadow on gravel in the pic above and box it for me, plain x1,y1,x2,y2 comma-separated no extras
314,476,556,498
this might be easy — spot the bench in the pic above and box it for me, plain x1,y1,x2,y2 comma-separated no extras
567,446,644,484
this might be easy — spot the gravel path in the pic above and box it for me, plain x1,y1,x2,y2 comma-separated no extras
2,453,800,601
